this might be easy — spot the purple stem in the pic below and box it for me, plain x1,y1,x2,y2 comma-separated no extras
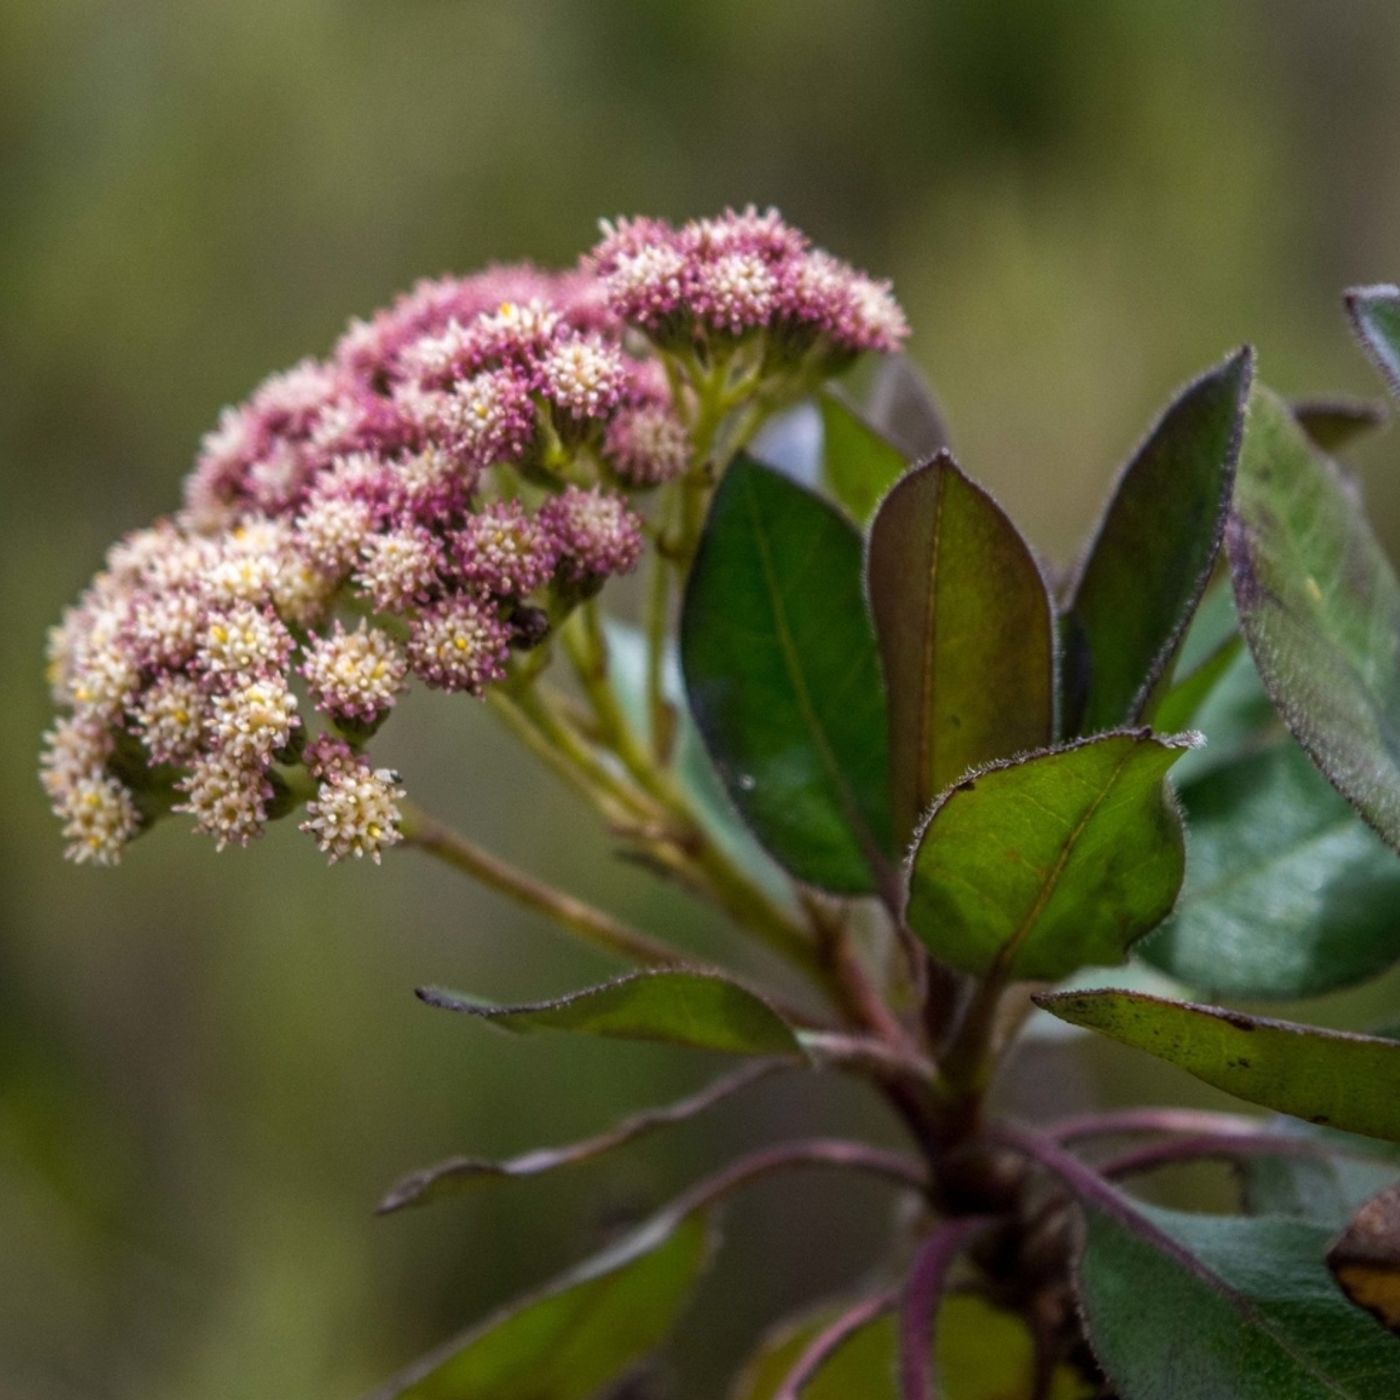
660,1138,929,1226
1047,1106,1261,1144
378,1058,789,1213
1101,1130,1369,1180
772,1287,900,1400
899,1216,994,1400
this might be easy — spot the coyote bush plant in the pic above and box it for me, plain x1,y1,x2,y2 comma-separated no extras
39,210,1400,1395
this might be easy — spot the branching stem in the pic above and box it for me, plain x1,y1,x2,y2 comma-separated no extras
399,800,680,968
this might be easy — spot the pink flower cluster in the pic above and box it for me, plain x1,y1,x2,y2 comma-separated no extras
40,209,906,866
589,207,908,353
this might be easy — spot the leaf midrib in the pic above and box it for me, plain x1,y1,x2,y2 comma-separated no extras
1097,1203,1367,1396
916,467,948,814
741,471,879,874
985,742,1141,979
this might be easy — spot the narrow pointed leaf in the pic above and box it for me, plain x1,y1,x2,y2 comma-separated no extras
868,453,1055,845
1078,1199,1400,1398
906,731,1194,981
863,354,951,463
681,455,892,892
819,391,910,525
418,971,804,1057
1143,743,1400,999
1347,284,1400,401
378,1061,782,1214
1036,989,1400,1144
1066,349,1252,735
1329,1183,1400,1333
372,1213,711,1399
1292,396,1388,453
1228,382,1400,850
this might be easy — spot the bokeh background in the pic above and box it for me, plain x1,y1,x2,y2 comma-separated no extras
6,2,1400,1396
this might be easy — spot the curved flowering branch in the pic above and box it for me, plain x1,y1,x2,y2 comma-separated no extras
40,207,904,883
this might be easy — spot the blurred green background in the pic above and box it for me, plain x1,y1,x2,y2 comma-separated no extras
6,2,1400,1396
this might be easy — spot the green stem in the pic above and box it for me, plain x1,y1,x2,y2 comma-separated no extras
399,801,680,968
644,507,677,766
497,683,660,826
561,602,821,974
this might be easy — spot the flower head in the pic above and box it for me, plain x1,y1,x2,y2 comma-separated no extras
407,596,513,695
605,404,691,487
58,775,140,866
301,621,408,723
453,501,557,597
300,750,405,864
541,487,645,584
175,752,273,850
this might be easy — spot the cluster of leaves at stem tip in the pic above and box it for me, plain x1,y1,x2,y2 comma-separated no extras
40,211,1400,1397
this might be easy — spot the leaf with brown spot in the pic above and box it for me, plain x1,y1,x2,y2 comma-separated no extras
1329,1183,1400,1334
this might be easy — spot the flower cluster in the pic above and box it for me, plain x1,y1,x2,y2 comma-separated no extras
589,207,908,356
41,209,905,865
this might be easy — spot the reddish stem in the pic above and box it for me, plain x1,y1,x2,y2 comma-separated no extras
772,1287,899,1399
1101,1130,1378,1180
900,1216,994,1400
1047,1106,1261,1144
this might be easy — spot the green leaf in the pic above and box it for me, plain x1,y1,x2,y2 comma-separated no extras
906,731,1194,981
867,452,1056,845
1151,634,1241,734
1347,284,1400,402
1148,581,1242,733
1292,396,1388,453
818,390,909,526
1065,349,1253,736
1078,1199,1400,1398
681,455,893,892
732,1294,1090,1400
1243,1120,1400,1229
418,971,804,1057
373,1213,711,1399
862,353,950,462
1142,742,1400,999
1228,382,1400,850
1036,989,1400,1144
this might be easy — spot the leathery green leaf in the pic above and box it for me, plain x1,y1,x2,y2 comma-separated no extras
1065,349,1252,736
905,730,1194,981
1143,742,1400,999
681,455,892,892
1347,284,1400,402
867,452,1055,846
818,390,909,526
1036,989,1400,1144
373,1213,711,1399
1242,1120,1400,1230
1228,382,1400,850
418,971,804,1057
1078,1200,1400,1398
